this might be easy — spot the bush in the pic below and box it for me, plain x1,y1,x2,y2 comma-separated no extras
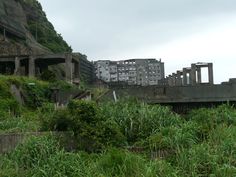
41,100,126,152
40,108,72,132
68,99,99,125
22,83,48,109
68,100,125,152
40,70,56,81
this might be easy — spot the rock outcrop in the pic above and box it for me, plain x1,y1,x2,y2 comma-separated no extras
0,0,71,56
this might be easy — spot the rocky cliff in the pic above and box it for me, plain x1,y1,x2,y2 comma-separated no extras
0,0,72,56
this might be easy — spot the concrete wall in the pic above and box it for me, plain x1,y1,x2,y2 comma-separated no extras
105,81,236,104
0,132,77,154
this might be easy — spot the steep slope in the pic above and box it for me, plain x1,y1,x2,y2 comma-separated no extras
0,0,71,55
21,0,72,53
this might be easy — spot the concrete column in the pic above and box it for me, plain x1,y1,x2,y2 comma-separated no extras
183,68,188,86
170,76,173,86
172,73,176,86
208,63,214,85
14,57,20,75
176,71,182,86
197,67,202,84
28,56,35,77
168,75,172,86
65,53,73,82
165,77,169,86
190,64,197,85
74,61,80,78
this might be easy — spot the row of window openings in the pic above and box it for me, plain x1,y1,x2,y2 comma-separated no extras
117,61,136,65
104,78,158,82
97,68,160,73
97,63,160,68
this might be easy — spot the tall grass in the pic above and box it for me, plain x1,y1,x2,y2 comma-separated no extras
0,136,179,177
99,99,183,144
0,94,236,176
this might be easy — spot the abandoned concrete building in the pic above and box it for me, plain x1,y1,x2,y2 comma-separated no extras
94,59,165,86
0,52,95,84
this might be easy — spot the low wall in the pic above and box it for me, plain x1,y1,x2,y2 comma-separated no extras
106,82,236,104
0,132,77,154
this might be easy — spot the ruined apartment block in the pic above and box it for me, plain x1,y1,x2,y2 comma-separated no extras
95,59,165,86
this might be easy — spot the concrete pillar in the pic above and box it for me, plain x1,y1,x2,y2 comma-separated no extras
28,56,35,77
170,76,173,86
208,63,214,85
183,68,188,86
168,75,172,86
190,64,197,85
74,61,80,78
165,77,168,86
197,67,202,84
176,71,182,86
65,53,72,82
172,73,176,86
14,57,20,75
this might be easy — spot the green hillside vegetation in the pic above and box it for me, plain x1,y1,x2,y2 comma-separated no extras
0,75,236,176
0,75,77,133
21,0,72,52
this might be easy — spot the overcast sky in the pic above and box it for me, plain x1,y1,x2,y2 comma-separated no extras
38,0,236,83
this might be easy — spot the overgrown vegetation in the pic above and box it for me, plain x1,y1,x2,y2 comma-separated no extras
0,75,236,176
0,75,78,133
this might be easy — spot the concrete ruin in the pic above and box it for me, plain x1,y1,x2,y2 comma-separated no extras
0,53,95,83
165,62,214,86
101,62,236,112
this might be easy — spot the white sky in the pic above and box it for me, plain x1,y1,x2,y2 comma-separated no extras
38,0,236,83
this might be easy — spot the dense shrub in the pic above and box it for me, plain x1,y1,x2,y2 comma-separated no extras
0,78,21,120
40,100,126,152
22,82,49,109
69,100,126,151
40,70,56,81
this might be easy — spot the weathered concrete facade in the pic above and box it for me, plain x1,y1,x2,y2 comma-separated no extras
104,78,236,104
0,53,95,84
95,58,165,86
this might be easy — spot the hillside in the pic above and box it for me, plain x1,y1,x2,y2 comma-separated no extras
0,0,72,55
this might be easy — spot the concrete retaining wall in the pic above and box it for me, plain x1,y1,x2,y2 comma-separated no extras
0,132,77,154
106,82,236,104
